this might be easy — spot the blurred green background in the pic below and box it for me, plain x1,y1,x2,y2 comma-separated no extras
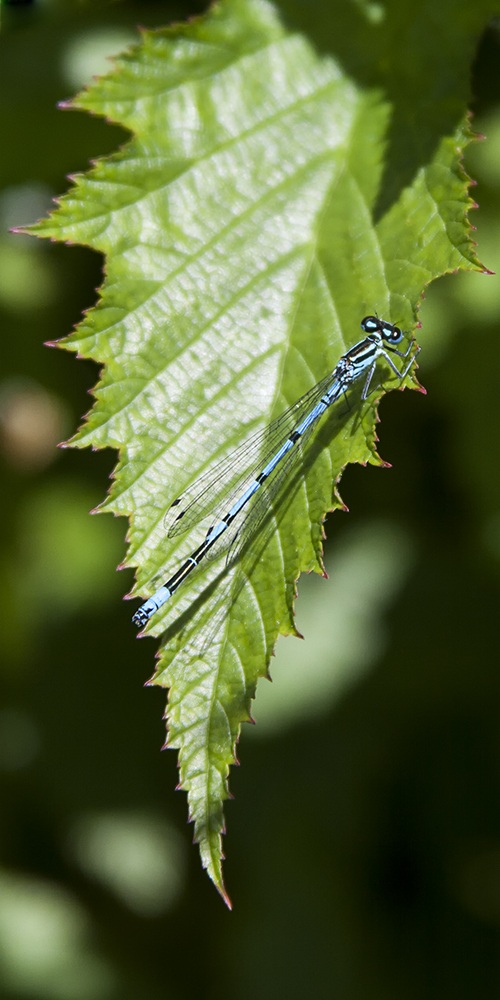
0,1,499,998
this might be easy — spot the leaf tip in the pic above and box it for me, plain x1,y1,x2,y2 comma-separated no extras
218,884,233,911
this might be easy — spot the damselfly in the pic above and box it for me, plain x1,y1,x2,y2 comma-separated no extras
132,316,419,629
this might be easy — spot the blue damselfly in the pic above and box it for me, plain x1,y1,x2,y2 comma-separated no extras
132,316,419,629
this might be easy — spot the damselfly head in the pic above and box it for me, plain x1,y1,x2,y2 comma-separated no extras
360,315,380,334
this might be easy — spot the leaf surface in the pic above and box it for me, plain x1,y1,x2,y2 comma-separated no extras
32,0,483,899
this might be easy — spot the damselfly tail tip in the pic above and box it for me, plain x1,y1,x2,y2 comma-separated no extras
132,608,149,629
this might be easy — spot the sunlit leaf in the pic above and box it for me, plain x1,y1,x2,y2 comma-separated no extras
31,0,483,899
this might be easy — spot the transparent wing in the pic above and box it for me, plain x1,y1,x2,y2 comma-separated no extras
165,370,338,539
203,387,335,564
219,414,323,564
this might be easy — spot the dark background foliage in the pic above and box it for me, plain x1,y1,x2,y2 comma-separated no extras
0,1,499,998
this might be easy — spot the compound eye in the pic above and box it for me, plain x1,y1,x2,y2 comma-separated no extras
382,323,402,343
361,315,380,333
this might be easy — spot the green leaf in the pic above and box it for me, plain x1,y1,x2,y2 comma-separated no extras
31,0,483,901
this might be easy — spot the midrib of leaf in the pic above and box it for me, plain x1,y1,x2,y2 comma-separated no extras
170,169,352,890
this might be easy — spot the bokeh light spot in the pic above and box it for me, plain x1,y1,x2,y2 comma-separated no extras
69,812,187,916
0,872,116,999
0,379,68,472
251,521,414,735
61,29,137,91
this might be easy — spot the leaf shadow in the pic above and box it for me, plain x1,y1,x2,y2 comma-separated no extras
155,375,388,660
277,0,482,219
